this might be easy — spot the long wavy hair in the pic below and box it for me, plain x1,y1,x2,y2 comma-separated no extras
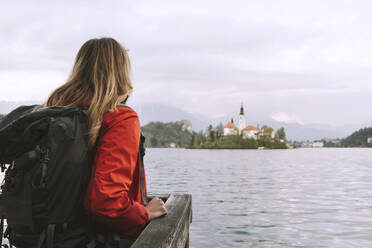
44,37,133,149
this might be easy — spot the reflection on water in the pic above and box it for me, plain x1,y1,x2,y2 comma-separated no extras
145,148,372,248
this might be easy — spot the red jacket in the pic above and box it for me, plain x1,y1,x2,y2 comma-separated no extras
84,105,149,238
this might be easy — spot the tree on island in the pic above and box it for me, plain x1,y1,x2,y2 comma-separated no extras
191,131,206,147
275,127,286,140
258,135,271,147
207,125,215,142
216,122,224,133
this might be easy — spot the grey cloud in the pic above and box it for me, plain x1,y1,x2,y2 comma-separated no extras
0,0,372,126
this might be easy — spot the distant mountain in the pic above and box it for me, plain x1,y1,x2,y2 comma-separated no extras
256,121,351,141
133,103,210,132
134,104,371,141
0,101,369,141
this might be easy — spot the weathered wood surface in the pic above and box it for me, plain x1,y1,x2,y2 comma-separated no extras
0,193,192,248
148,194,170,203
132,194,192,248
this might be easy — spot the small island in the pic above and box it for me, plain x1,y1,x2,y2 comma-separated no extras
187,104,288,149
140,105,289,149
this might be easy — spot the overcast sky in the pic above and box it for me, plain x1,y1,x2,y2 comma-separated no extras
1,0,371,126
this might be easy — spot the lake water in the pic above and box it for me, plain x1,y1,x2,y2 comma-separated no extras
145,148,372,248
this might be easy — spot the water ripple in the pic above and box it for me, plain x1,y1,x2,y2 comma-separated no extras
146,148,372,248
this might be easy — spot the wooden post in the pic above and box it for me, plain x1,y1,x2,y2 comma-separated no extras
132,194,192,248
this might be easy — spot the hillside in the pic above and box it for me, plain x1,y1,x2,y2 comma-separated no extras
134,103,208,132
342,127,372,147
141,121,194,148
129,102,360,140
1,101,370,141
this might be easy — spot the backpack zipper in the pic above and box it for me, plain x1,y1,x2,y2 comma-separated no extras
32,146,50,189
39,147,50,188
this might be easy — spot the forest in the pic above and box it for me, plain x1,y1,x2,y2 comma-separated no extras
141,121,194,148
341,127,372,147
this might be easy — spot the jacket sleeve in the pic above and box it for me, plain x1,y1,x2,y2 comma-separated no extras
84,110,149,237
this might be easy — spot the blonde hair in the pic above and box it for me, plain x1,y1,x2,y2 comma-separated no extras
44,37,133,149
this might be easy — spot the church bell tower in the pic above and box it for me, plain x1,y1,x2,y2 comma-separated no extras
238,103,246,134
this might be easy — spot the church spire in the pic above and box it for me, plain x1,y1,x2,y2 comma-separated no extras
238,103,246,134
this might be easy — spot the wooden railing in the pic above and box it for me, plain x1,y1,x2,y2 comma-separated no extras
132,194,192,248
0,194,193,248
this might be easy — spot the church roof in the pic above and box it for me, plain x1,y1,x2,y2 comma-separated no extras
262,127,274,133
224,122,237,129
240,103,244,115
243,125,259,131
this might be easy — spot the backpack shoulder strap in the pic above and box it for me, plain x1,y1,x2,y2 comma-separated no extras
139,134,146,205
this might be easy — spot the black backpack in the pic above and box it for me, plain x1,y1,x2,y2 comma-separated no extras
0,105,95,248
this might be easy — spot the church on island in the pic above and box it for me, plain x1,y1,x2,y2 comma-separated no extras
223,104,275,140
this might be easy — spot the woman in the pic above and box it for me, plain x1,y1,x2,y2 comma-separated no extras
45,37,167,246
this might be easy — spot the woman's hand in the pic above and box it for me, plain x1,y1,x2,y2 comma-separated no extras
145,197,168,221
